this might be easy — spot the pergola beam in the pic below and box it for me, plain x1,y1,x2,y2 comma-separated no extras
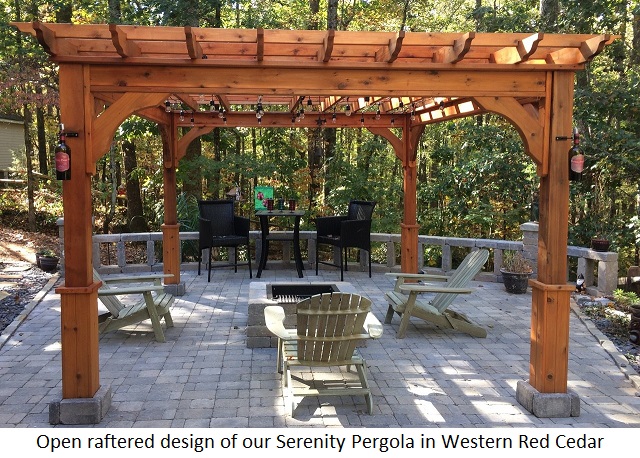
318,29,335,62
185,26,203,59
375,31,405,63
434,32,474,64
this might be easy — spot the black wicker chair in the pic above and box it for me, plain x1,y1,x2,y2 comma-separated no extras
315,200,376,281
198,200,252,281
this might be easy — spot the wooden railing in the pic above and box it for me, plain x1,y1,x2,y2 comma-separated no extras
57,219,619,295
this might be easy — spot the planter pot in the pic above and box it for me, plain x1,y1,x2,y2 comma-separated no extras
591,238,610,252
39,256,59,272
500,269,531,294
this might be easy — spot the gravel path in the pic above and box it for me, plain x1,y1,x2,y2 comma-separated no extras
0,262,58,336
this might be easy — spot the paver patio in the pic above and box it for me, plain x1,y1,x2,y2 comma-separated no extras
1,267,639,428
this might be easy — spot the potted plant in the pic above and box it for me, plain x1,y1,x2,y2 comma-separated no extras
37,249,59,272
500,250,533,294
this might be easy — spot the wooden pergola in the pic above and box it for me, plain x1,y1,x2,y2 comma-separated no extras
13,22,615,417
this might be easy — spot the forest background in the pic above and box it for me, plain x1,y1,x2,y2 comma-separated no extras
1,0,639,275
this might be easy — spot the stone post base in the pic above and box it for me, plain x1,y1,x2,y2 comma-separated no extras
164,281,186,296
49,384,112,425
516,380,580,418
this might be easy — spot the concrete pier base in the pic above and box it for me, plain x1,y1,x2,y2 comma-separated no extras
164,281,186,296
49,384,112,425
516,380,580,418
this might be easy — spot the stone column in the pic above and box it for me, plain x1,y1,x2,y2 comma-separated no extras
520,221,539,278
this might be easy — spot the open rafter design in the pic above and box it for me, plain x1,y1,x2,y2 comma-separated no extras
15,22,612,131
12,22,617,407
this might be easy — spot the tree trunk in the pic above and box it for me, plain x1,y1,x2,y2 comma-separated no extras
107,0,121,23
35,87,47,175
122,140,147,232
327,0,338,29
539,0,559,32
55,1,73,23
23,103,36,231
633,10,640,66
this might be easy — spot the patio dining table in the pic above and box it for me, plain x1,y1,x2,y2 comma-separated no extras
256,209,305,278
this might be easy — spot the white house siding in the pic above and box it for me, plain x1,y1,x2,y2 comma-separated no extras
0,118,25,175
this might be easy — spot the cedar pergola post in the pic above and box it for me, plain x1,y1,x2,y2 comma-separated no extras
53,64,101,401
160,121,181,290
516,71,579,416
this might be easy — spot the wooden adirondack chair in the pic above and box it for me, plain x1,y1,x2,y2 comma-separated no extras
384,249,489,338
264,292,383,416
94,269,175,342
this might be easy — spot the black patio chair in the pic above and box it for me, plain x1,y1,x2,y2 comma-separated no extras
198,199,252,282
315,200,376,281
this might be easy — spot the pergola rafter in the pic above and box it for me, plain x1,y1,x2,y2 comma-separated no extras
12,21,616,422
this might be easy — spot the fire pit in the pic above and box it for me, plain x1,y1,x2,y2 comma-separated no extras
268,283,337,303
247,281,356,348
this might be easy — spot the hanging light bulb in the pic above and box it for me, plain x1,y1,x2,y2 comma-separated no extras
439,101,445,115
218,108,225,119
375,106,381,120
299,107,305,120
307,97,313,107
332,112,337,123
360,115,365,126
223,114,227,125
256,96,264,119
258,117,262,125
190,113,195,126
209,99,216,112
345,105,351,116
165,100,171,112
179,110,185,122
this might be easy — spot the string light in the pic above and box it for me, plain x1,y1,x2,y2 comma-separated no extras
256,96,264,119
